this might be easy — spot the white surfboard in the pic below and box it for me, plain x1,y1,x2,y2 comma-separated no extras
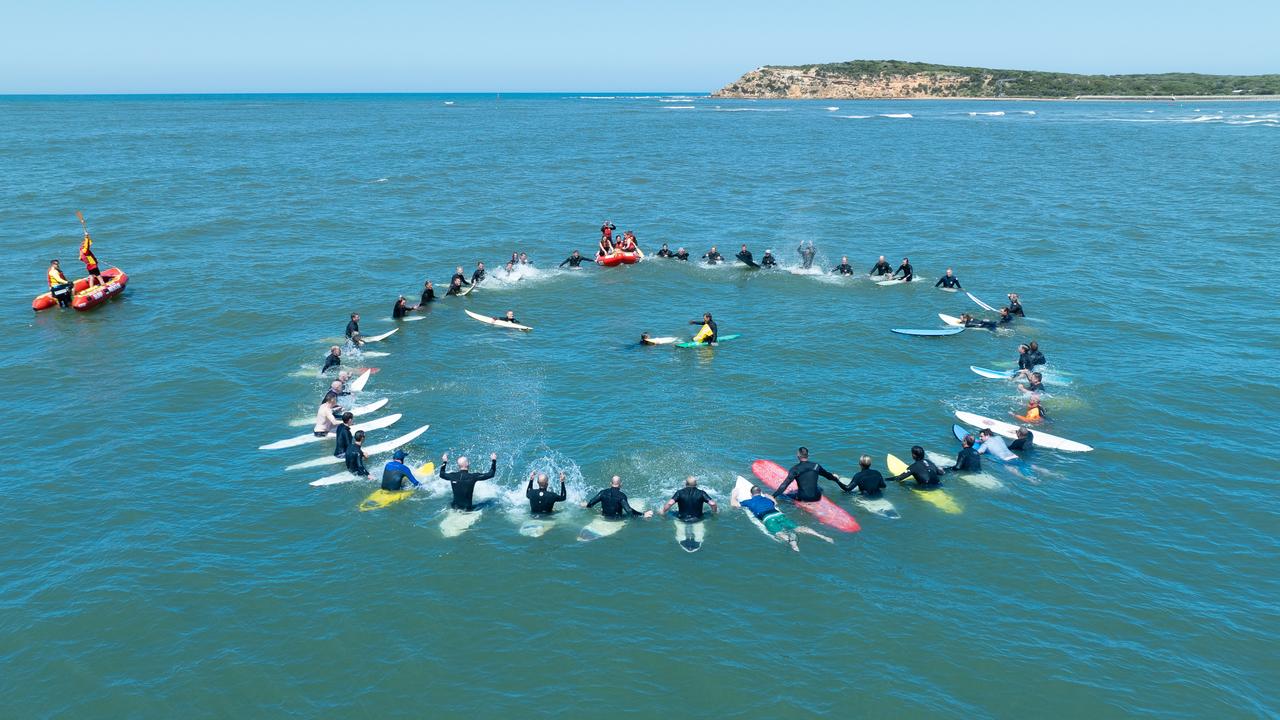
939,313,964,327
464,309,532,331
577,499,644,543
310,469,367,487
674,519,705,552
876,278,905,286
286,423,431,471
966,292,998,312
926,451,1005,490
350,398,388,416
939,287,959,293
349,368,373,393
852,496,901,519
642,336,680,345
360,351,390,358
260,412,402,450
733,476,783,542
363,327,399,343
519,518,557,537
441,509,483,537
954,411,1093,452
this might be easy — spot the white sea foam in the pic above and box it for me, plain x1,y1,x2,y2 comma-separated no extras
836,115,872,119
880,113,913,119
579,96,616,100
714,107,788,112
825,106,839,111
968,111,1006,116
1021,110,1037,115
663,105,696,110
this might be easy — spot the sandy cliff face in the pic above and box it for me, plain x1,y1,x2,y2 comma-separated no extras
712,66,991,99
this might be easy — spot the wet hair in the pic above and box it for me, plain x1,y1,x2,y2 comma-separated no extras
354,430,366,441
963,435,975,447
797,446,809,459
342,412,354,422
910,445,924,460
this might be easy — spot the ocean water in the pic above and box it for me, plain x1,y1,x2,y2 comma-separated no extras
2,94,1278,718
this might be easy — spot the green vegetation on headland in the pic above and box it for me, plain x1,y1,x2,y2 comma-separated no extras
712,60,1280,99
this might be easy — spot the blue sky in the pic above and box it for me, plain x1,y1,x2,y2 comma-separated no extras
3,0,1278,93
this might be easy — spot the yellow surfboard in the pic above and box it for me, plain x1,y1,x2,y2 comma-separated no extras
358,461,433,512
887,454,961,514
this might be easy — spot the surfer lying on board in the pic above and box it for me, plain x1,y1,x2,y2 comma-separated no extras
797,241,816,269
656,243,674,258
702,246,724,265
975,429,1018,462
887,446,942,486
843,455,887,496
761,249,777,268
935,268,962,289
959,313,998,330
1006,293,1025,317
893,257,914,282
345,431,369,479
345,313,364,346
947,434,983,473
689,313,718,343
438,452,498,511
869,255,893,277
583,476,653,519
559,250,586,268
833,256,854,275
46,259,74,307
382,449,421,491
528,471,567,515
661,477,718,521
773,447,844,502
321,345,342,374
736,244,755,267
733,485,833,552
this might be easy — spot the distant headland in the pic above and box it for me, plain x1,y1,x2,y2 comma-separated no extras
711,60,1280,100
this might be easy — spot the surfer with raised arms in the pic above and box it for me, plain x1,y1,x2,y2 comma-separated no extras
773,447,845,502
797,240,816,269
689,312,718,344
559,250,586,268
344,430,369,480
761,249,777,268
869,255,893,277
321,345,342,374
733,485,834,552
887,446,942,486
600,220,616,244
702,246,724,265
527,471,567,515
842,455,887,496
381,449,421,491
661,477,718,521
947,434,983,473
332,412,355,458
893,257,914,282
583,476,653,518
736,244,756,267
438,452,498,511
935,268,962,290
345,313,364,346
832,256,854,275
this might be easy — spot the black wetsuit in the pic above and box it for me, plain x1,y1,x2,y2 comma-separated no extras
527,477,567,514
870,261,893,276
798,245,816,269
693,318,718,344
965,319,998,330
674,250,689,261
1009,433,1034,451
773,460,840,502
559,255,586,267
321,352,341,373
1026,349,1046,367
847,468,887,496
344,443,368,477
446,282,464,296
345,320,360,339
392,301,409,319
656,248,674,258
936,275,962,289
894,263,914,281
950,447,982,472
889,459,941,486
322,388,348,404
761,254,777,268
586,487,645,519
420,286,435,304
670,486,714,521
1023,381,1045,393
1008,301,1025,317
703,251,724,265
833,263,854,275
999,314,1013,325
438,458,498,511
471,268,485,285
736,250,755,266
333,423,353,458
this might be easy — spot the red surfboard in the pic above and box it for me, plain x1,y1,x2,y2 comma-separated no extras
751,459,861,533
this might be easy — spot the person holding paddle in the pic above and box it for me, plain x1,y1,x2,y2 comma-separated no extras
75,211,105,287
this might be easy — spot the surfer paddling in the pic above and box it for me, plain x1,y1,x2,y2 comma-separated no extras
733,484,834,552
583,476,652,518
381,449,421,491
887,446,942,486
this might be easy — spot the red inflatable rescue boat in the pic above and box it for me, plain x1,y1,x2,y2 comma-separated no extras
596,252,640,267
32,267,129,312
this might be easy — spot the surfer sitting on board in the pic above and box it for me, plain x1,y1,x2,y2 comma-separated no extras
583,476,653,519
321,345,342,374
773,447,845,502
761,249,777,268
947,435,983,473
833,256,854,275
843,455,887,496
559,250,586,268
935,268,962,289
887,446,942,486
333,413,355,458
734,485,834,552
527,471,567,515
438,452,498,511
392,295,417,319
420,280,436,305
893,257,914,282
661,477,718,521
381,449,421,491
450,266,471,289
656,243,674,258
344,431,370,479
313,396,343,437
447,277,467,296
736,244,755,267
345,313,364,347
702,246,724,265
869,255,893,277
689,313,718,344
1006,293,1025,317
797,241,816,269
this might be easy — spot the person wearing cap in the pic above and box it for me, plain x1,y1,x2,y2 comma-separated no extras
935,267,962,290
46,259,74,307
760,249,777,268
381,449,421,491
832,256,854,275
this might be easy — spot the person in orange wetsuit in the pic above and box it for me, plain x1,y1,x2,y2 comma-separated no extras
79,232,104,287
1012,395,1047,424
47,259,74,308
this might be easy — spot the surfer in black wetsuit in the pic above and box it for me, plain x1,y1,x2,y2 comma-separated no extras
471,262,486,285
1026,341,1045,367
332,412,355,457
844,455,887,496
833,256,854,275
1019,371,1045,394
736,244,756,267
960,313,998,330
1009,428,1034,451
1006,293,1025,317
674,248,689,261
893,258,914,282
656,243,674,258
559,250,586,268
321,345,342,374
527,471,568,514
870,255,893,277
660,477,718,520
948,435,982,473
887,446,942,486
392,295,416,318
446,277,466,296
702,246,724,265
761,250,777,268
438,452,498,511
381,449,421,491
450,266,471,290
344,430,369,479
501,310,520,325
583,476,653,518
773,447,844,502
998,308,1014,325
689,313,718,344
797,241,816,269
935,268,962,289
345,313,364,346
420,280,436,305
